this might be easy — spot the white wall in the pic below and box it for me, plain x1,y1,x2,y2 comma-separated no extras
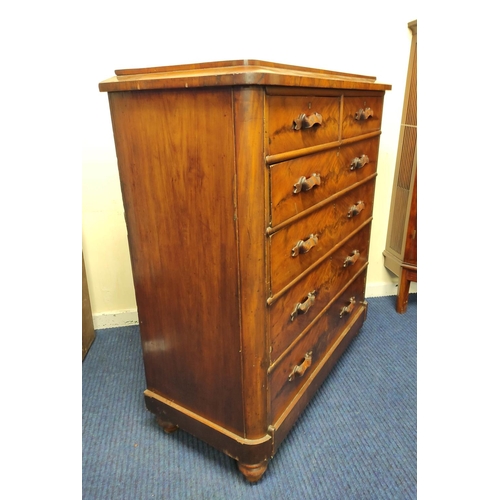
83,1,418,327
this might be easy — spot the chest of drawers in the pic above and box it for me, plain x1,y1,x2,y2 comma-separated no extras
99,60,391,482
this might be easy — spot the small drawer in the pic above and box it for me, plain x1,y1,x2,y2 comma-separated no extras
270,137,381,226
269,178,376,294
269,223,371,362
270,269,367,423
342,96,384,139
267,95,341,155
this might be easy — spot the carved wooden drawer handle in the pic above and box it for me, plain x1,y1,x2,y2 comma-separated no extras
290,291,316,322
343,250,360,267
291,234,319,257
350,155,369,170
293,112,323,130
293,173,321,194
289,351,313,381
347,201,365,218
354,108,373,121
340,297,356,318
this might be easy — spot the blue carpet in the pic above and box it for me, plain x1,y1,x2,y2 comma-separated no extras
82,294,416,499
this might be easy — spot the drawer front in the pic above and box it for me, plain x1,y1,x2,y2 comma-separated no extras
270,137,380,226
270,269,367,423
270,223,371,362
342,96,384,139
267,95,341,155
269,178,376,294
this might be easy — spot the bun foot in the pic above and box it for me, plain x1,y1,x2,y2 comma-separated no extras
237,460,268,482
155,415,179,434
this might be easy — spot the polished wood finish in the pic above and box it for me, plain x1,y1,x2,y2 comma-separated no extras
342,96,384,138
269,178,376,293
108,88,245,434
237,461,269,483
99,60,390,481
269,270,368,422
270,223,372,362
100,60,387,93
270,136,380,226
267,95,340,154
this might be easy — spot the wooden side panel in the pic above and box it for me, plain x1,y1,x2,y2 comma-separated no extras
108,89,244,434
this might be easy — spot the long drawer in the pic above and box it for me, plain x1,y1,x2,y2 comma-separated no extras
269,178,376,294
267,95,341,155
269,222,371,363
269,136,380,226
269,269,367,423
342,96,384,139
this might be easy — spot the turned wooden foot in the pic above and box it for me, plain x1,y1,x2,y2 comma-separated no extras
396,265,417,314
237,460,268,482
155,415,179,434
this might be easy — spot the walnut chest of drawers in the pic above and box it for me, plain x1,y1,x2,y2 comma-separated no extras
99,60,391,482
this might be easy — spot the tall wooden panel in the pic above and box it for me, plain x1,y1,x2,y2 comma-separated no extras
384,21,417,313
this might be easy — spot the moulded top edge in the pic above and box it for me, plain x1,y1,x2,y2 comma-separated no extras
114,59,375,80
98,59,392,92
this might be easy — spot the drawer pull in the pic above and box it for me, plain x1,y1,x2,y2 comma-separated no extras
293,112,323,130
340,297,356,318
291,234,319,257
290,291,316,322
350,155,369,170
343,250,360,267
293,173,321,194
289,351,313,381
354,107,373,121
347,201,365,218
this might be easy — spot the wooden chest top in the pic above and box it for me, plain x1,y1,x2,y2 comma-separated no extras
99,59,391,93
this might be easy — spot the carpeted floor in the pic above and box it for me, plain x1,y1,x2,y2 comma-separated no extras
82,294,416,499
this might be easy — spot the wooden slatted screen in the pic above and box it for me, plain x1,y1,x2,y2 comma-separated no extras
384,20,417,273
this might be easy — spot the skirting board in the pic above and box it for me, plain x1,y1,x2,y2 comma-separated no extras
366,281,417,298
92,309,139,329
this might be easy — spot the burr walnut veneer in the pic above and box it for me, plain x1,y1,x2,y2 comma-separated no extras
99,60,391,482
